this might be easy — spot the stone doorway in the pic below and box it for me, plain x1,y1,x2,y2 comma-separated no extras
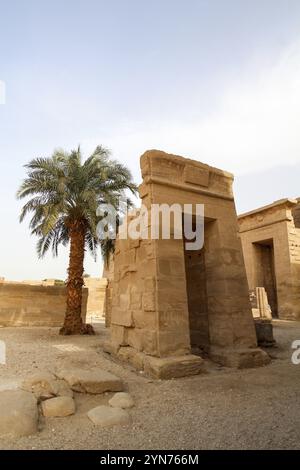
183,219,211,356
105,150,269,378
253,240,278,318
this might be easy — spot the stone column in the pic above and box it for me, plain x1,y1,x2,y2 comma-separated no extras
205,213,270,368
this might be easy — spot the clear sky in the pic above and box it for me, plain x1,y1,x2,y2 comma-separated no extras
1,0,300,280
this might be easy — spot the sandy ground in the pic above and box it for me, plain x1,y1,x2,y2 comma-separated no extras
0,320,300,450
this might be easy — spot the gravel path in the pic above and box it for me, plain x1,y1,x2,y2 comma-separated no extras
0,320,299,450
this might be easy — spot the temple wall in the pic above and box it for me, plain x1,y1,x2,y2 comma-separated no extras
238,199,300,320
0,277,106,327
105,150,268,377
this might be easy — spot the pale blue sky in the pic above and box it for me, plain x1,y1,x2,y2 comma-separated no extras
1,0,300,280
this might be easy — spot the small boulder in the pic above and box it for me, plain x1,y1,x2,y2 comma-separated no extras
56,368,123,394
41,396,75,418
0,390,38,438
22,372,57,400
87,405,129,427
22,372,73,400
109,392,134,409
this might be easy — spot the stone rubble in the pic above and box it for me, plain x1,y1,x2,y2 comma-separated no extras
21,371,73,400
1,367,127,438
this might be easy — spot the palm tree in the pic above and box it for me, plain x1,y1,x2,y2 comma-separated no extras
17,146,137,335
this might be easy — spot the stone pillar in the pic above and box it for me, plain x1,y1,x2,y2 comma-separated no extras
204,214,269,368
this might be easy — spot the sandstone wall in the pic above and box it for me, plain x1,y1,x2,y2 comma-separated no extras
292,199,300,228
0,282,87,326
105,150,267,377
238,199,300,320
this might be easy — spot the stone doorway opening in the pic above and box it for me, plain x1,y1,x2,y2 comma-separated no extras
183,218,212,356
253,239,278,318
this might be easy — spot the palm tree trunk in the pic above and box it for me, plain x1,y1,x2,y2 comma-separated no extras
60,220,94,335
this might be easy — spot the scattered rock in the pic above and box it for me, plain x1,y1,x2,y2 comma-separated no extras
22,372,73,400
87,405,130,427
42,396,75,417
22,372,57,400
0,390,38,438
56,368,123,394
109,392,134,409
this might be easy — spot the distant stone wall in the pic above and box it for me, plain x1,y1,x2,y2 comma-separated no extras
0,281,88,327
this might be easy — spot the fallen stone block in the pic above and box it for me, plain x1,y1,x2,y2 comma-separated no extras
87,405,130,427
0,390,38,438
56,368,123,394
22,372,73,400
143,354,205,379
42,396,75,417
22,372,57,399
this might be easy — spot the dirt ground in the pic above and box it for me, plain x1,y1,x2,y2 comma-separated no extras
0,320,299,450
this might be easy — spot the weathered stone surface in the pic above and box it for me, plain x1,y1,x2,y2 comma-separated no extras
144,355,205,379
22,372,58,400
0,390,38,438
105,150,268,378
55,379,74,398
127,328,158,355
56,368,123,394
117,346,145,370
239,198,300,321
210,347,271,369
87,405,130,427
103,340,119,356
22,372,73,400
109,392,134,409
0,283,88,327
42,396,75,417
0,278,107,327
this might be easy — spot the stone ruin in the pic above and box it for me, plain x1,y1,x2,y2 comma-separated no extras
104,150,269,379
250,287,275,347
250,287,272,320
238,198,300,321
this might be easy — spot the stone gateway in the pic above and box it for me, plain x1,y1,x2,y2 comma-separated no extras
104,150,269,378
